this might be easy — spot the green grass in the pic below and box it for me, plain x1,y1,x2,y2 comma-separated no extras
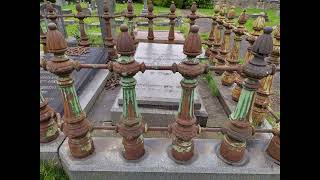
266,111,280,127
40,160,69,180
197,7,280,31
115,2,182,16
202,73,219,97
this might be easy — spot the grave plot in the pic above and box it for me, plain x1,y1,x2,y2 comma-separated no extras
40,1,280,179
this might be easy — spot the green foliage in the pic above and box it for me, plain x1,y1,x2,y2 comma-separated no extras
40,160,69,180
202,73,218,97
266,111,280,127
154,0,212,9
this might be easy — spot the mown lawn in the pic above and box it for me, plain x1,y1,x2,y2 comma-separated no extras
40,160,69,180
47,2,279,46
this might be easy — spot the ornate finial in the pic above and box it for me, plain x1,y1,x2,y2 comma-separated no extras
191,2,197,14
116,24,135,56
183,25,202,57
251,27,273,56
76,1,82,13
226,6,236,24
219,4,227,17
103,0,109,13
238,9,249,25
46,23,67,55
214,3,220,14
127,0,133,15
253,12,266,31
170,1,176,14
46,1,55,13
148,3,154,13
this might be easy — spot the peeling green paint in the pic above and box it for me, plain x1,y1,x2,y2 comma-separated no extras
121,77,141,119
40,89,45,104
59,77,83,117
230,87,255,121
178,78,197,118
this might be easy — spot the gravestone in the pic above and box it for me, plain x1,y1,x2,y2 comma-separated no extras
111,43,208,127
140,0,148,15
55,0,66,6
40,4,67,37
40,48,106,114
90,0,97,10
82,8,92,16
96,0,116,46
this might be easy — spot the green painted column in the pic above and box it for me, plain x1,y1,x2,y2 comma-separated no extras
170,25,204,162
219,26,274,164
114,24,145,160
45,22,94,158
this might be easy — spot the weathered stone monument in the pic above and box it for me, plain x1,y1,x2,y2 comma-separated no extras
40,48,106,114
55,0,66,6
110,42,208,127
40,3,67,37
97,0,116,44
141,0,148,15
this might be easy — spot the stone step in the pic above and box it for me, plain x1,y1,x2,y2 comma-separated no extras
110,92,208,127
59,137,280,180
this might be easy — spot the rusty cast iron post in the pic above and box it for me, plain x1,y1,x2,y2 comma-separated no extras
114,24,145,160
168,2,176,41
45,23,95,158
170,25,206,162
218,27,274,164
103,0,117,61
125,0,137,47
212,4,226,75
252,25,280,127
215,5,231,76
146,3,155,40
75,1,91,47
232,12,265,101
209,3,221,65
188,2,198,33
266,122,280,163
221,8,247,86
204,4,217,58
40,89,60,143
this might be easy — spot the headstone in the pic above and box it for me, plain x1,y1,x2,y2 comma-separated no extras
66,36,78,47
140,0,148,15
55,0,64,6
82,7,92,16
40,4,67,37
96,0,116,46
90,0,97,10
62,9,72,15
40,48,106,114
111,43,208,126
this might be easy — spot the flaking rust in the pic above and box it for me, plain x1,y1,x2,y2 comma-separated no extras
114,24,145,160
44,23,94,158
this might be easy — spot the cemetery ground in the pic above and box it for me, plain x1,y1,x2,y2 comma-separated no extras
40,2,280,180
57,2,280,45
